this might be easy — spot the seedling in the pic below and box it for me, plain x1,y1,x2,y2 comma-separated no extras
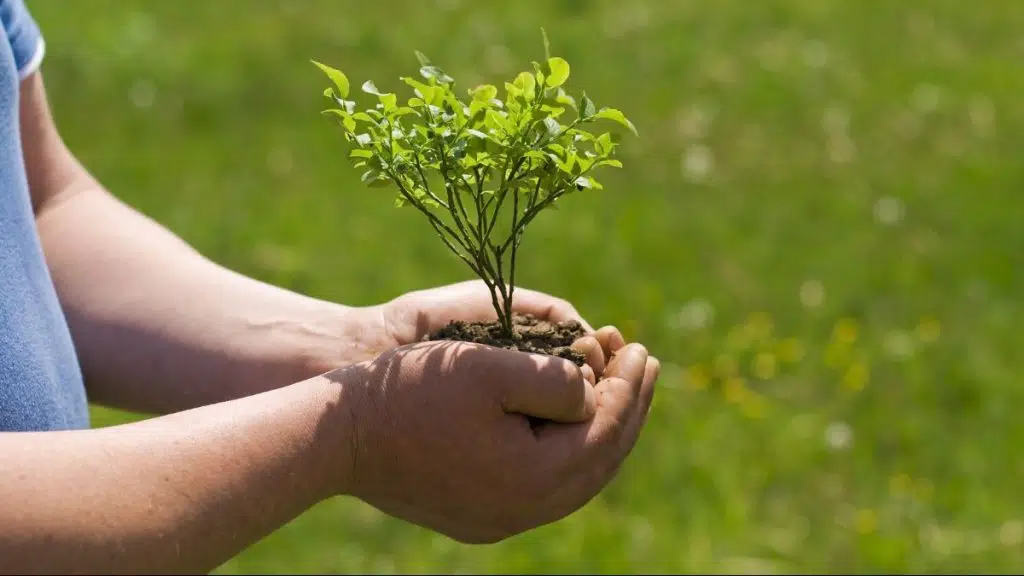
313,33,636,362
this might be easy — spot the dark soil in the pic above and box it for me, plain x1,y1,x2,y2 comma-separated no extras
423,313,588,366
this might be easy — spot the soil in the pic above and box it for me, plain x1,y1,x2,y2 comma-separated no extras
423,313,588,366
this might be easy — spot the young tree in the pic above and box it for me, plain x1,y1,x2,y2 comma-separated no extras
313,35,636,339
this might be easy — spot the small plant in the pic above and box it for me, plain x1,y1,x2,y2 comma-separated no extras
313,33,636,361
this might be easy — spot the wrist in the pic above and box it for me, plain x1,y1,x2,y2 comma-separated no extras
289,301,392,378
298,366,369,500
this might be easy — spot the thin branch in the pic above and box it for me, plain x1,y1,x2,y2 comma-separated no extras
412,154,448,209
506,169,522,327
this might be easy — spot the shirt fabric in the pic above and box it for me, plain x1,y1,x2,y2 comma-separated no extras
0,0,89,432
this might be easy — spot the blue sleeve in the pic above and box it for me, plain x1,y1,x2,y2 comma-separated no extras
0,0,43,79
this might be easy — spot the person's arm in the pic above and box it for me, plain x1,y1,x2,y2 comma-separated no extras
0,331,656,574
0,372,352,575
22,69,385,415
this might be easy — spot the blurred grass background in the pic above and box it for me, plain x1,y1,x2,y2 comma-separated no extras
28,0,1024,572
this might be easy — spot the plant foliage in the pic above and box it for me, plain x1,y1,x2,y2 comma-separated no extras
314,33,636,338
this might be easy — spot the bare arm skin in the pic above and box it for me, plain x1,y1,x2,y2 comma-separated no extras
0,374,353,575
23,71,381,414
0,329,656,574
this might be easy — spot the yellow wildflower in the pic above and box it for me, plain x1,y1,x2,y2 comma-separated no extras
833,317,859,346
916,316,941,344
842,360,870,391
855,509,877,535
713,353,739,380
752,352,777,380
723,376,747,404
686,364,711,390
776,337,806,364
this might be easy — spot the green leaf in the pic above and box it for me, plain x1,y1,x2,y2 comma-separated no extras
546,57,570,88
485,109,509,132
513,71,537,100
595,158,623,168
595,132,613,155
592,107,638,135
402,77,437,104
391,106,417,118
574,176,602,190
349,149,374,159
555,88,577,110
362,80,382,95
361,169,390,187
540,104,565,119
555,152,576,173
321,109,357,132
420,66,454,84
531,61,546,87
543,117,561,139
415,50,432,67
471,84,498,102
504,82,522,100
311,60,350,98
380,93,398,111
541,27,552,61
580,93,596,118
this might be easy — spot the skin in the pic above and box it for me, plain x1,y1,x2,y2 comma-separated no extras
0,69,661,575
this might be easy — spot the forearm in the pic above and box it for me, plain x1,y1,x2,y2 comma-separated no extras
35,181,388,414
0,373,352,575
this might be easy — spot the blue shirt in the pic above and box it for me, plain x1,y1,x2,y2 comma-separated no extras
0,0,89,431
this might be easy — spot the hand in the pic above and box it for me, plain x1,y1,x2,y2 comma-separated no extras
331,337,659,544
371,279,627,381
379,279,593,342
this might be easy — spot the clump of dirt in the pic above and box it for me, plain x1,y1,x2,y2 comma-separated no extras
423,313,587,366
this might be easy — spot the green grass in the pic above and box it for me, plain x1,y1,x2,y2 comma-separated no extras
29,0,1024,572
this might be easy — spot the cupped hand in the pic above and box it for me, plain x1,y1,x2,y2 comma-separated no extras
333,336,659,544
379,279,593,343
373,279,629,382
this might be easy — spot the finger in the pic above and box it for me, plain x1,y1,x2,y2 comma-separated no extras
593,326,626,359
529,351,660,521
586,355,661,483
580,363,596,385
485,346,597,424
601,343,648,401
509,287,594,333
571,336,606,380
640,356,660,417
533,344,649,468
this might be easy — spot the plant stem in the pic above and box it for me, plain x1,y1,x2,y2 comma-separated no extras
506,174,522,336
